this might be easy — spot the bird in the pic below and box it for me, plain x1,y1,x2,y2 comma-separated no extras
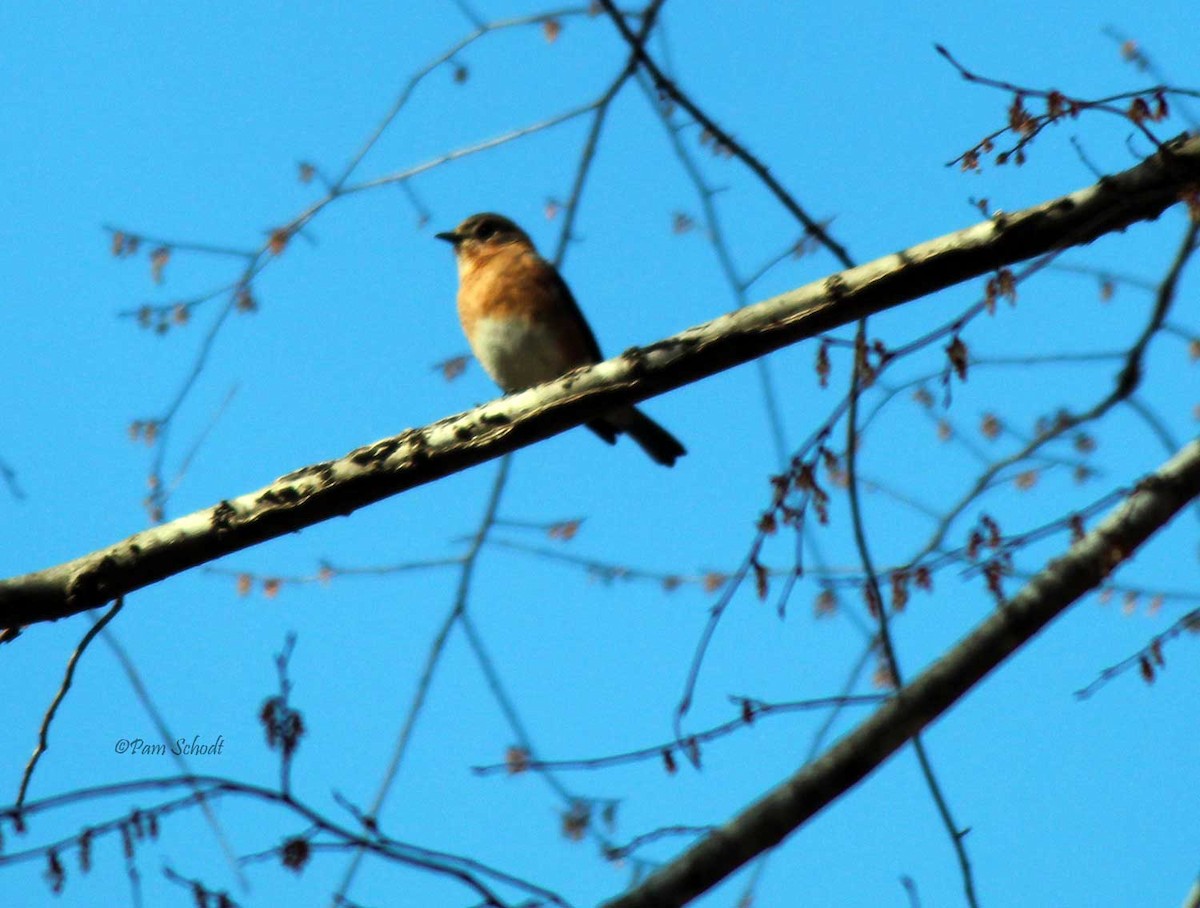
435,212,685,467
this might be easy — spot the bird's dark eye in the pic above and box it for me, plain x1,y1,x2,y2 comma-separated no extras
475,222,496,239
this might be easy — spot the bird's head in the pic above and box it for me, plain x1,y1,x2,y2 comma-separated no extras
435,213,534,259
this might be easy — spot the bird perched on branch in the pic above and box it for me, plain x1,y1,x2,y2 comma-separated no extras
436,212,685,466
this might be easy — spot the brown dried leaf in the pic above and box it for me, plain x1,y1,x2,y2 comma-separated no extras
814,588,837,617
672,212,695,234
1153,90,1169,121
914,566,932,591
45,849,65,894
435,355,469,382
752,558,769,601
863,581,881,618
548,519,581,541
966,529,983,561
946,336,969,382
980,413,1001,439
281,837,310,873
1149,638,1165,665
983,559,1005,602
149,247,170,284
1008,93,1036,136
1069,514,1086,543
995,267,1016,304
662,748,677,774
812,486,830,524
890,571,909,612
268,229,290,255
981,514,1002,548
562,803,590,841
505,746,530,774
872,657,897,690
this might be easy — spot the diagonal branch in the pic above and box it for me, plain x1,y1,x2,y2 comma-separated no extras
2,134,1199,630
596,0,855,267
16,599,124,806
602,437,1200,908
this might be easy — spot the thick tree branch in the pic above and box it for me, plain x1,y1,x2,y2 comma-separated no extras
2,134,1199,630
603,438,1200,908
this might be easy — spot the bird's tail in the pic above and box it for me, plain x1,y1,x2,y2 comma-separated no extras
588,407,685,467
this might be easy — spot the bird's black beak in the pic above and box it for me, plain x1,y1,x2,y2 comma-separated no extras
435,230,460,246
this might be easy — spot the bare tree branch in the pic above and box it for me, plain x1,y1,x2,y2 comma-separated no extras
3,134,1199,630
603,437,1200,908
16,599,123,806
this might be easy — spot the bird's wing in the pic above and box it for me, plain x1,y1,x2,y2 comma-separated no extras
535,257,604,364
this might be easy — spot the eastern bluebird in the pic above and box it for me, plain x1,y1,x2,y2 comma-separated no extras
436,213,685,466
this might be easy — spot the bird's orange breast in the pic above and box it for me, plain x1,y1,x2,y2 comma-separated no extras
455,243,601,382
456,245,555,327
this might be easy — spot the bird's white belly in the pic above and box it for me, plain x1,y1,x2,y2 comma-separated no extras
470,316,573,392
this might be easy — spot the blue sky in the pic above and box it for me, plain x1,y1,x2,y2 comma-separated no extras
2,2,1198,906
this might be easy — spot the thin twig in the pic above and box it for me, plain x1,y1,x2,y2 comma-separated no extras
471,693,886,774
604,437,1200,908
328,454,512,904
17,598,124,808
597,0,855,268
